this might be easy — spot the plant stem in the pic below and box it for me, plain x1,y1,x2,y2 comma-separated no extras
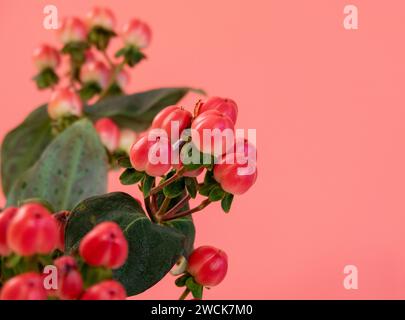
97,61,125,101
161,194,191,220
101,50,115,68
156,196,171,217
162,199,212,221
179,288,191,300
150,167,186,196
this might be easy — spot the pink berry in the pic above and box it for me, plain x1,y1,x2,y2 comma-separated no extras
187,246,228,287
95,118,120,153
32,44,60,71
152,106,192,141
118,129,137,154
129,134,172,177
0,207,18,256
59,17,88,44
122,19,151,49
197,97,238,124
54,256,83,300
226,138,257,161
6,203,59,256
81,280,126,300
47,87,83,120
80,61,111,89
0,272,47,300
213,152,257,195
79,221,128,269
116,68,130,89
191,110,235,156
86,7,116,31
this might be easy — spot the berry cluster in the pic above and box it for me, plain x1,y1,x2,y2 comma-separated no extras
0,202,128,300
33,7,149,157
119,96,257,299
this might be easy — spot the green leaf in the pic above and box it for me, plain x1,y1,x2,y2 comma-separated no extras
117,156,132,168
65,192,193,295
185,177,198,199
186,277,203,299
163,171,185,199
209,185,225,202
1,105,53,196
84,87,203,132
175,274,190,287
119,168,144,185
143,174,155,197
221,193,234,213
6,119,108,211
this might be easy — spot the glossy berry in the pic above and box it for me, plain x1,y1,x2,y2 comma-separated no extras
116,68,130,89
86,7,116,31
118,129,137,154
191,110,235,156
47,87,83,120
226,138,257,161
32,44,60,71
122,19,151,49
79,221,128,269
187,246,228,287
0,207,18,256
95,118,120,153
81,280,126,300
196,97,238,124
0,272,47,300
7,202,59,256
54,256,83,300
129,134,172,177
213,152,257,195
152,106,192,141
80,61,111,89
59,17,87,44
54,210,70,252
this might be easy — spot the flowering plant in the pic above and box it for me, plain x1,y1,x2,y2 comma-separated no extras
0,7,257,300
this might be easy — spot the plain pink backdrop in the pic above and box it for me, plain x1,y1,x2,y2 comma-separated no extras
1,0,405,299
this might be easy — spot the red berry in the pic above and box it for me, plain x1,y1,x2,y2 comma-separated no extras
226,138,257,161
0,272,47,300
122,19,151,49
187,246,228,287
0,207,18,256
129,134,172,177
59,17,88,44
80,61,111,89
54,210,70,252
152,106,192,141
197,97,238,124
32,44,60,71
213,152,257,195
54,256,83,300
47,87,83,120
81,280,126,300
79,221,128,269
7,203,58,256
86,7,116,31
191,110,235,156
95,118,120,153
118,129,137,154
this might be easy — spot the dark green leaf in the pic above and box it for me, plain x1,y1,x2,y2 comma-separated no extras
209,185,225,202
143,174,155,197
119,168,144,185
117,156,132,168
185,177,198,198
65,192,190,295
186,277,203,299
6,119,108,211
84,87,204,132
175,274,190,287
1,105,53,196
221,193,234,213
163,174,185,199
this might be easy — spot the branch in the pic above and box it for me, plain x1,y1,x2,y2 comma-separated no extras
162,199,212,222
160,194,191,221
149,167,186,196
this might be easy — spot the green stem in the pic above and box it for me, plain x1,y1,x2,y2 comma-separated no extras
156,196,171,217
150,167,186,196
97,61,125,101
179,288,191,300
162,199,212,222
161,194,191,220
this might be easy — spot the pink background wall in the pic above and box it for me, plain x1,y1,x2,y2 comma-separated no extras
1,0,405,299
